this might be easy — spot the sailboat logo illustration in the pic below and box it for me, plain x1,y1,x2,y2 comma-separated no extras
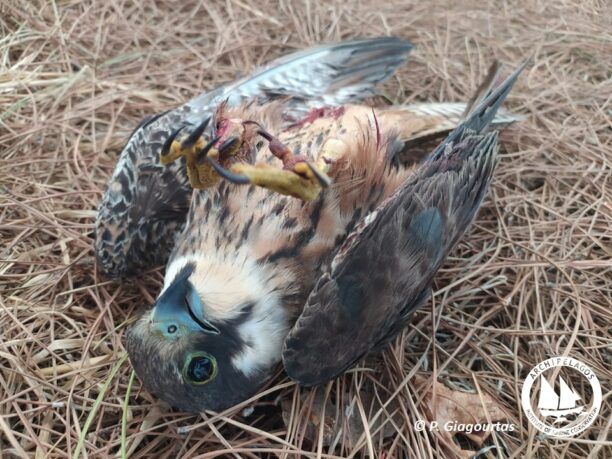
538,376,584,423
522,357,602,437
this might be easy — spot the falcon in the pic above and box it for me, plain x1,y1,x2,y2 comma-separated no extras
95,37,525,411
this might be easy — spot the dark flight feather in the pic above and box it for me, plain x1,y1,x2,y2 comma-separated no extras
281,63,526,386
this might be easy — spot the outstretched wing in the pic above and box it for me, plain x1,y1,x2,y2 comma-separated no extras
282,62,527,386
95,38,412,277
184,37,413,123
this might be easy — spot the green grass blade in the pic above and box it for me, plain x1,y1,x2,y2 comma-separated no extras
72,353,128,459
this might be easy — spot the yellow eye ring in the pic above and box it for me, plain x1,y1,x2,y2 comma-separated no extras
182,352,218,385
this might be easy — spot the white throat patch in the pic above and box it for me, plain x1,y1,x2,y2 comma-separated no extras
231,294,289,377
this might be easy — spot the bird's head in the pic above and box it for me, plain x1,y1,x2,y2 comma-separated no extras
126,257,290,412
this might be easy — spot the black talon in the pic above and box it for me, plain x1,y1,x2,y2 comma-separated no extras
161,127,184,157
206,157,251,185
181,116,211,149
218,137,240,155
196,136,220,163
306,162,331,187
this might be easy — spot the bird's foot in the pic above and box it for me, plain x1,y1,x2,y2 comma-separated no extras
207,127,331,201
159,117,243,189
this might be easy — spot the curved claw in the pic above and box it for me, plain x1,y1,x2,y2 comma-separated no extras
196,136,220,164
206,157,251,185
160,126,184,161
306,162,331,188
181,116,211,149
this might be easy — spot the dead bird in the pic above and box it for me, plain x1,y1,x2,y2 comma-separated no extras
95,37,526,411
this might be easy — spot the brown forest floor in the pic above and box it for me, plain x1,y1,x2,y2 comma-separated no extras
1,0,611,458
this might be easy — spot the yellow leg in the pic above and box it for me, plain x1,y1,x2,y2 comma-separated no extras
190,148,221,189
229,162,326,201
163,136,221,189
205,126,332,201
161,119,332,199
160,115,248,189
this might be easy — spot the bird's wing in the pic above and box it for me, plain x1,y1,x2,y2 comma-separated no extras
96,38,412,277
184,37,413,123
95,109,193,277
282,62,527,386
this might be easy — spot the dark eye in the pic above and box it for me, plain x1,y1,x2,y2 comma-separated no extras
183,353,217,385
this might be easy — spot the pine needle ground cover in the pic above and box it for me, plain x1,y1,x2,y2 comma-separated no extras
1,1,610,457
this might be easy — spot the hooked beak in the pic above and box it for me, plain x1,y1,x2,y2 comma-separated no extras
150,270,219,337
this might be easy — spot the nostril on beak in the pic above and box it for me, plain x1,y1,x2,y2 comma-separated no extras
149,319,180,338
